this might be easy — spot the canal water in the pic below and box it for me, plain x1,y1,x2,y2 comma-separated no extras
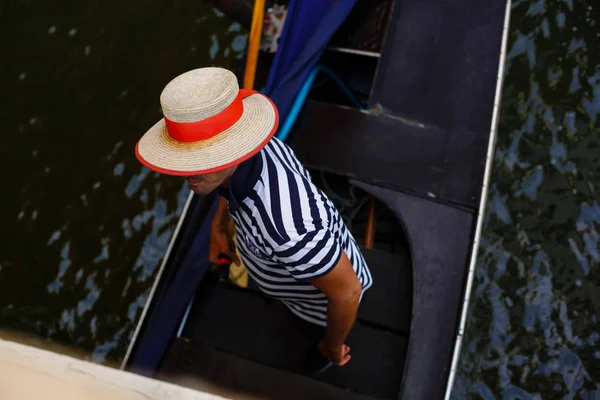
0,0,598,398
0,0,247,364
451,0,600,399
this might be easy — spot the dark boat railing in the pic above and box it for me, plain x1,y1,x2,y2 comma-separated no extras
119,191,195,370
443,1,512,398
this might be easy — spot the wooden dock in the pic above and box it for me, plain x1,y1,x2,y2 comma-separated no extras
0,338,230,400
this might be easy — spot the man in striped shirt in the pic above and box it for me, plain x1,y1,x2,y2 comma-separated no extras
200,137,373,369
135,67,372,370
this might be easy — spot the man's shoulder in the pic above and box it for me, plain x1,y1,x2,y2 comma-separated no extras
262,138,303,167
258,138,313,185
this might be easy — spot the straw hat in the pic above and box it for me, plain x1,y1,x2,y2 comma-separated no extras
135,67,279,175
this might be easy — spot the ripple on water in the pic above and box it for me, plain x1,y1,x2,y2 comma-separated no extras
453,0,600,398
0,0,248,364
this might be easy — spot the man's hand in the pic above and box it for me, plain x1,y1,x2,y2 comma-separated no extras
209,197,240,265
318,340,351,366
311,251,362,366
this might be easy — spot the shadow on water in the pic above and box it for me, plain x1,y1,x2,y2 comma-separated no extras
452,0,600,399
0,1,247,364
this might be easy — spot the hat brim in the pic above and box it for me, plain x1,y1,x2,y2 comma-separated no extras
135,92,279,176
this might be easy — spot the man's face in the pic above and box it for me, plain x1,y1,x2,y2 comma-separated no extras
185,166,236,195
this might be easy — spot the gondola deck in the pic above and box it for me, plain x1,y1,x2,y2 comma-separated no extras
158,247,411,399
123,0,510,399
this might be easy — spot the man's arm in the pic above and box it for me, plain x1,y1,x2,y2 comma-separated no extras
209,196,240,265
310,250,362,366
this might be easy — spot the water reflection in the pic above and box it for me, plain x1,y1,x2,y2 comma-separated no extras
452,0,600,398
0,1,247,364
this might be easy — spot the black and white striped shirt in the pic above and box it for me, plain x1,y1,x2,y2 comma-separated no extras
222,138,373,326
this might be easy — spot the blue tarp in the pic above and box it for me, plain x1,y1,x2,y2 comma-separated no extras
128,0,357,375
265,0,358,122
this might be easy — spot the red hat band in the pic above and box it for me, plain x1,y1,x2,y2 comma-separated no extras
164,89,257,143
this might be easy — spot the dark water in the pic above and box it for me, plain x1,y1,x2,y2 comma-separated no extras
2,0,599,397
452,0,600,398
0,1,246,364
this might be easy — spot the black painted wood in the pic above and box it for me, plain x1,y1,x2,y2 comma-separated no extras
125,193,216,371
182,280,408,399
241,247,411,333
352,181,474,400
290,102,486,209
159,339,377,400
358,248,411,333
369,0,506,138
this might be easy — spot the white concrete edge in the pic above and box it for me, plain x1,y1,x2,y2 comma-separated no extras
120,190,195,369
443,1,512,398
0,338,228,399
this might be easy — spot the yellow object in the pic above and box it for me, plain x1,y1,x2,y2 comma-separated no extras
243,0,266,90
227,218,249,288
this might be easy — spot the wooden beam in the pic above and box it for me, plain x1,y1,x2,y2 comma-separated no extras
160,339,376,400
290,101,486,209
0,338,228,400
